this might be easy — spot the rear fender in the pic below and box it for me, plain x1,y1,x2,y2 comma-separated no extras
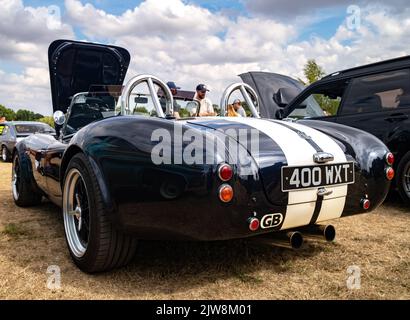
60,144,116,216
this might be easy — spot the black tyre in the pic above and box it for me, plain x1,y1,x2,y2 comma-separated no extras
397,151,410,206
62,153,137,273
12,154,43,206
2,145,10,162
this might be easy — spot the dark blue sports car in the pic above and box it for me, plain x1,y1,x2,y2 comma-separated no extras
11,40,393,272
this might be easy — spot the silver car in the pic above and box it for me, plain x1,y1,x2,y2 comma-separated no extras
0,121,55,162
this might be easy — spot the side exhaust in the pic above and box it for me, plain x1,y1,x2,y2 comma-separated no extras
299,224,336,242
252,231,304,249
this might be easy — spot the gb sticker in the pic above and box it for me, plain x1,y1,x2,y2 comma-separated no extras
260,213,283,229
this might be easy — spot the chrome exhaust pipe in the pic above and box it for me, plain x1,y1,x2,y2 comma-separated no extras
252,231,304,249
299,224,336,242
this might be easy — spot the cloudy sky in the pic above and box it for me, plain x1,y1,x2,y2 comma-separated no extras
1,0,410,115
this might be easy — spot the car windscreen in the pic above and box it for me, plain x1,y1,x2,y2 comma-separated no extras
65,93,118,135
15,124,54,135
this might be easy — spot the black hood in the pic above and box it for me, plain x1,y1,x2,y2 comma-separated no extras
239,72,304,119
48,39,131,113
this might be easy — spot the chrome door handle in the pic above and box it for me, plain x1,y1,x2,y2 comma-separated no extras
317,187,333,197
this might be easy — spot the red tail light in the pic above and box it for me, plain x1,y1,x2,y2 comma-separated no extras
385,152,394,166
218,164,233,181
361,199,371,210
386,167,395,180
219,184,233,203
248,218,260,231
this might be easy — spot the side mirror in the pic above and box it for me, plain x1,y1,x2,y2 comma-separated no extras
53,111,65,126
274,87,301,107
186,101,200,117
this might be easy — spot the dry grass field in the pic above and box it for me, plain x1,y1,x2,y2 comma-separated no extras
0,161,409,299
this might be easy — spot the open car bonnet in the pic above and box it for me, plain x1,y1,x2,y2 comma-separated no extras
239,72,304,119
48,39,131,113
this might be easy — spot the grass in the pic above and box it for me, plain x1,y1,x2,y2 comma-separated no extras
2,223,28,237
0,161,409,299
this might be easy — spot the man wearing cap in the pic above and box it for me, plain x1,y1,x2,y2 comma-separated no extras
233,99,246,117
194,84,215,117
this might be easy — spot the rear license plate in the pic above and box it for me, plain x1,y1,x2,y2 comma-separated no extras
281,162,355,192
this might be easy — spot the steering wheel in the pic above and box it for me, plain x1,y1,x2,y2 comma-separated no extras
220,83,260,118
120,75,174,118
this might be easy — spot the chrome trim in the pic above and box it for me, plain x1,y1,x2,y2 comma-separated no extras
313,152,334,163
217,163,232,181
120,74,173,118
220,83,260,118
317,187,333,197
218,184,233,203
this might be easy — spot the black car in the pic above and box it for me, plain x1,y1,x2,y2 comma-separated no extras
241,56,410,205
11,40,393,272
0,121,55,162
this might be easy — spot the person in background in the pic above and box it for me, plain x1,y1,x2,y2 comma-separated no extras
233,99,246,117
160,81,181,118
194,84,215,116
227,104,239,117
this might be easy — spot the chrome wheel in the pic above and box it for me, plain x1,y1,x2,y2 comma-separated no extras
2,147,7,162
12,156,20,200
63,169,90,258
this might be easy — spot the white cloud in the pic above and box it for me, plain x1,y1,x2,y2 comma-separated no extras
245,0,410,18
1,0,410,115
0,0,74,114
0,67,51,113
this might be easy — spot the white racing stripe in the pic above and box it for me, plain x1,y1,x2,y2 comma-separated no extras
274,121,348,224
219,117,348,229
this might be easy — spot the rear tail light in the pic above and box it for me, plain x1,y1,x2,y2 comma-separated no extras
218,164,233,181
385,152,394,166
218,184,233,203
248,217,260,231
361,199,371,210
386,167,395,181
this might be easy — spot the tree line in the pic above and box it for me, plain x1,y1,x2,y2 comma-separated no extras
0,104,54,127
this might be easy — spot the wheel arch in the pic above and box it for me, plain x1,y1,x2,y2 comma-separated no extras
60,145,116,216
12,142,43,197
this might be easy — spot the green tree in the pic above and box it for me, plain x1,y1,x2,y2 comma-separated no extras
15,109,44,121
303,59,325,84
133,106,149,115
303,59,339,115
178,108,190,118
0,105,16,120
38,116,55,128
